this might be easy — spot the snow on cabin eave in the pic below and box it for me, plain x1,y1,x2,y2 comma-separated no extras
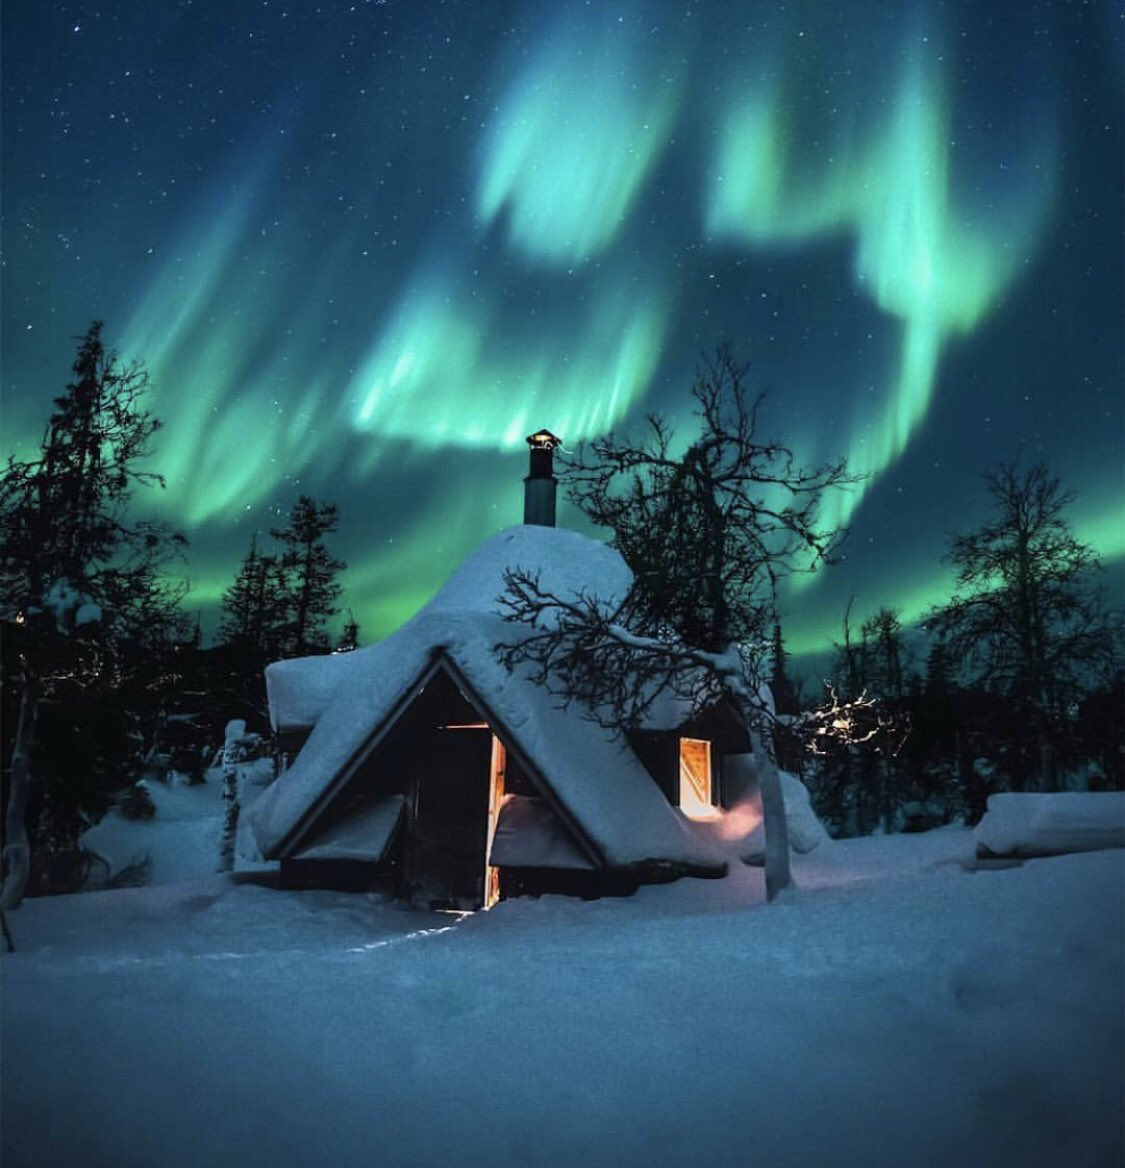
265,651,357,735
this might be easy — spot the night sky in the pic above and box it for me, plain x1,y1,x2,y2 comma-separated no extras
3,0,1122,659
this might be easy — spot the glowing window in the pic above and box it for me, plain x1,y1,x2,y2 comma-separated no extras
678,738,717,820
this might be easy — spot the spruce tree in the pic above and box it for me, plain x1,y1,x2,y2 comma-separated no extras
0,322,184,906
219,537,287,664
270,496,346,657
860,608,908,701
769,620,799,716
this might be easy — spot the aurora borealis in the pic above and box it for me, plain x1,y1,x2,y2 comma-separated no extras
3,0,1122,660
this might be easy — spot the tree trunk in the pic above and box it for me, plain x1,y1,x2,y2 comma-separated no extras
732,694,791,899
880,751,894,834
1039,738,1056,793
2,677,39,911
758,763,792,900
218,759,240,873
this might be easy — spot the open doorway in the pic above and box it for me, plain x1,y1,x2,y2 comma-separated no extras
678,737,717,820
405,722,491,909
404,686,507,911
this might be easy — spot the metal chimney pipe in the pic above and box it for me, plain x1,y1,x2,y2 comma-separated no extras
523,429,561,526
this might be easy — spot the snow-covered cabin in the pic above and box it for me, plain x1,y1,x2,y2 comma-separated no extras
248,435,759,909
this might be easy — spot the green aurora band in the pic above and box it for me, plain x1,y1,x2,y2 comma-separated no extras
477,8,684,265
3,0,1118,660
707,34,1055,552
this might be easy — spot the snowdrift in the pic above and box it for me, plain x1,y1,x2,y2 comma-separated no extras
975,791,1125,858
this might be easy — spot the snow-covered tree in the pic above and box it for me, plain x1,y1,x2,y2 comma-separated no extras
335,610,360,653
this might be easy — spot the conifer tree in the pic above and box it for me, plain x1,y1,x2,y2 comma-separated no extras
860,607,908,701
0,322,184,907
769,620,799,716
832,596,864,700
219,537,287,664
270,496,346,657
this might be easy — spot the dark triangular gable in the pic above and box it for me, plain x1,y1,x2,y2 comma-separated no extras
273,649,604,869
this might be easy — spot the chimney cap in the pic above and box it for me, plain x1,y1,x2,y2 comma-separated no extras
525,428,561,451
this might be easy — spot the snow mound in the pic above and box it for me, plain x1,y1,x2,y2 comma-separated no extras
780,770,831,853
976,792,1125,858
81,763,278,886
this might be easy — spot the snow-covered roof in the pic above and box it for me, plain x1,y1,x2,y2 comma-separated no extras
266,524,632,735
249,526,727,872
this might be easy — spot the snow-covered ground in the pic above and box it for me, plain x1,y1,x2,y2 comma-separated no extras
2,775,1122,1168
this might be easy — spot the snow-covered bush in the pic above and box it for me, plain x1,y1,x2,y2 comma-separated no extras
119,781,157,821
780,771,830,852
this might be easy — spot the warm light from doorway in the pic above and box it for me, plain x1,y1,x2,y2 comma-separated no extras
679,737,718,820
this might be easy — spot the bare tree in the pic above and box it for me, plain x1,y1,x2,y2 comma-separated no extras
927,460,1120,788
497,347,862,899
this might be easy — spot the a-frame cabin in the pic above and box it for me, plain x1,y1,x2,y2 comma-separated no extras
248,436,776,910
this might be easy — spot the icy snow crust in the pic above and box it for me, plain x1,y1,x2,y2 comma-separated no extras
251,526,728,870
3,830,1122,1168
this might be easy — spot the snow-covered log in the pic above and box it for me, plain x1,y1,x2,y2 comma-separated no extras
975,792,1125,858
